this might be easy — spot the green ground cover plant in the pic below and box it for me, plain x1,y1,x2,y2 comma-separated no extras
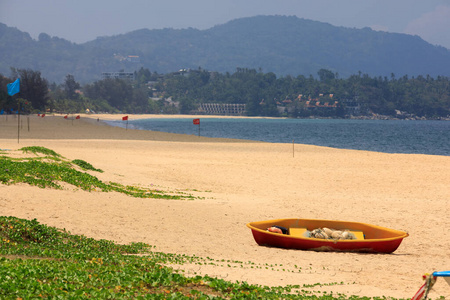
0,146,195,200
72,159,104,172
20,146,61,157
0,217,405,299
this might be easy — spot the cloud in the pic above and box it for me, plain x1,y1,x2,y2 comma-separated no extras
404,5,450,49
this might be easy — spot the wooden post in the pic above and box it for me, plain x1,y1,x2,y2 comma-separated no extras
292,139,294,157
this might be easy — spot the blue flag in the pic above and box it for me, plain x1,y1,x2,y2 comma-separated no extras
7,78,20,96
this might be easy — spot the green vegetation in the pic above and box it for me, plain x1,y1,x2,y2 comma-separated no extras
158,68,450,118
72,159,104,172
2,16,450,83
0,147,195,200
20,146,61,157
1,66,449,119
0,216,405,299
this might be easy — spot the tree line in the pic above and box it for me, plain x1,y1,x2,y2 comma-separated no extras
1,67,449,118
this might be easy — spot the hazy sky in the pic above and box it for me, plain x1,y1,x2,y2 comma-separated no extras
1,0,450,49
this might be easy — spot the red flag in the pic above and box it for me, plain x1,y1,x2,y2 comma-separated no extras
41,114,45,118
37,113,40,117
64,115,68,119
75,115,80,119
193,118,200,125
122,116,128,121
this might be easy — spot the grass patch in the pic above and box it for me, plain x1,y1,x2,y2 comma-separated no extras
0,217,401,299
72,159,104,172
0,146,197,200
20,146,61,157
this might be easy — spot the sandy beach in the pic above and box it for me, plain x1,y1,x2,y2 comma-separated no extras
1,114,449,298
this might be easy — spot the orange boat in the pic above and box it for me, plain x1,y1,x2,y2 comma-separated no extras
247,218,409,253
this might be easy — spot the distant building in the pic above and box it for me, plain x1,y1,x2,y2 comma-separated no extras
305,100,338,109
172,68,202,76
113,54,140,63
342,99,361,115
101,72,135,80
198,103,246,115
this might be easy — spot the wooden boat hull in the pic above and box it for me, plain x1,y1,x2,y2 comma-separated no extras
247,218,409,253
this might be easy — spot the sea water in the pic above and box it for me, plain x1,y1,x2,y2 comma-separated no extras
106,118,450,156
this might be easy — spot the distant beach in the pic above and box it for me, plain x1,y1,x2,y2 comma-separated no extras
1,114,449,298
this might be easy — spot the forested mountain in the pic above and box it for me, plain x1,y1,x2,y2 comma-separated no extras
1,15,450,83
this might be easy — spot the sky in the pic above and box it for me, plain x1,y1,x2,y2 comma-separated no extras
1,0,450,49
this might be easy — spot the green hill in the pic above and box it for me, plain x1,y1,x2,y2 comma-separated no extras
1,15,450,83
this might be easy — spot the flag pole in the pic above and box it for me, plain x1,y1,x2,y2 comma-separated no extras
17,98,20,143
193,118,200,136
6,78,21,142
292,139,294,157
122,116,129,129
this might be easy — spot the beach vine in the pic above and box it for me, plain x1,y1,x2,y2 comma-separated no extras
0,216,405,299
0,146,197,200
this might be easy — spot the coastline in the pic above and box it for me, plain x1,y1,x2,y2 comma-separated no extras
85,113,450,121
1,114,449,298
90,113,449,156
87,113,266,120
0,114,256,142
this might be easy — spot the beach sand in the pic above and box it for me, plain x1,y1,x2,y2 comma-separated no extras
1,114,449,298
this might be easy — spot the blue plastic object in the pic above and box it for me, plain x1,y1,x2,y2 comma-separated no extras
433,271,450,277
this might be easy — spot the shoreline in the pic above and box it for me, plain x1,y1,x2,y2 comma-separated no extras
2,113,448,156
1,114,449,298
84,113,450,121
0,114,257,143
89,113,449,157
